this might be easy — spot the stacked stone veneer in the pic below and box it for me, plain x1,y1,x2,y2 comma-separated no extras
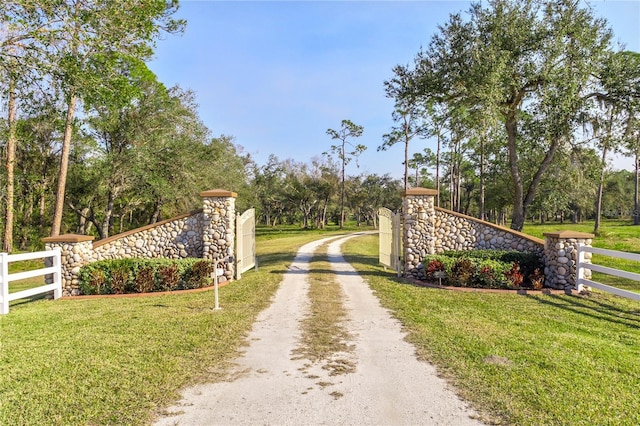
403,188,438,277
543,231,593,290
433,208,544,255
402,188,592,290
93,212,205,260
43,189,237,296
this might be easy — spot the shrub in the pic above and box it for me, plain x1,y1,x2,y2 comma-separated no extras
157,264,180,291
110,268,130,294
473,259,510,289
420,250,545,289
136,266,156,293
504,262,524,288
78,258,216,295
85,269,106,295
530,268,545,290
449,258,476,287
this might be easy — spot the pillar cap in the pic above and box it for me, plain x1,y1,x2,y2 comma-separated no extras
42,234,95,243
403,187,438,196
200,189,238,198
543,230,595,239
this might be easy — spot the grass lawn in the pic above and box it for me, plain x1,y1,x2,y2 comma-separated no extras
0,231,350,425
343,233,640,425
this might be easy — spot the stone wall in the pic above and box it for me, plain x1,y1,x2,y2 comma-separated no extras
401,187,591,290
543,231,593,290
43,189,237,296
93,212,205,260
433,208,544,255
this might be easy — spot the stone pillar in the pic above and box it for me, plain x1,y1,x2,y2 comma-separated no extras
200,189,237,281
543,231,594,291
42,234,96,296
402,187,438,279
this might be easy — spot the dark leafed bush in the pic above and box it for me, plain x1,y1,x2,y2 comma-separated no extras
78,258,215,295
157,264,180,291
184,260,214,289
449,258,475,287
110,269,130,294
505,262,524,288
87,269,106,295
136,266,156,293
421,249,545,289
440,249,544,288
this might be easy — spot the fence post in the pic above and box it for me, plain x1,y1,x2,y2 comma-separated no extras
543,231,594,291
52,249,62,300
402,187,438,280
576,243,586,293
200,189,237,282
42,234,95,296
1,252,8,314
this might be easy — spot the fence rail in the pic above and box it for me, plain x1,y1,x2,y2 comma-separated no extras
576,245,640,302
1,249,62,314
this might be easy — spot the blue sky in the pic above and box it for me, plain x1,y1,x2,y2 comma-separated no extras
148,0,640,180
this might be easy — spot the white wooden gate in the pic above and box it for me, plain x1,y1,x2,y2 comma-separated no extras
378,207,402,277
235,208,256,279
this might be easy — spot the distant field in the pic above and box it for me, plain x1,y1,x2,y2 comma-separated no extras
6,257,47,295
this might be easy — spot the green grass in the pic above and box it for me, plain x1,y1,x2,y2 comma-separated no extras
343,234,640,425
0,232,331,425
523,219,640,294
6,257,47,294
293,247,355,378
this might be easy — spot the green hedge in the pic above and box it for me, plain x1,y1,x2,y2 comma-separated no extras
422,250,545,289
78,258,216,295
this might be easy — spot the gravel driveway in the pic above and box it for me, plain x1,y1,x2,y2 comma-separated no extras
155,233,483,425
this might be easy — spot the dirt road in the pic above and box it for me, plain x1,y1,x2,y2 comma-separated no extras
155,233,483,425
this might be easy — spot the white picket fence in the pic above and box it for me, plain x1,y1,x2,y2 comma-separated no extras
0,249,62,314
576,245,640,302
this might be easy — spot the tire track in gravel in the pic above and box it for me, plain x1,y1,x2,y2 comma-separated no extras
155,233,483,426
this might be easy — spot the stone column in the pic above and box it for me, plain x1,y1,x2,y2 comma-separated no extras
200,189,237,281
543,231,594,291
402,187,438,279
42,234,96,296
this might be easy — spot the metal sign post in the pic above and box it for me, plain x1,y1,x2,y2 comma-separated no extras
212,256,233,311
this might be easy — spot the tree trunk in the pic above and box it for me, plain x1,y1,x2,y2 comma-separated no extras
101,189,115,239
51,92,78,236
3,80,17,253
150,200,163,224
436,132,441,207
506,113,525,231
340,145,346,229
479,133,486,221
403,117,410,190
635,143,639,226
594,145,608,235
39,186,46,233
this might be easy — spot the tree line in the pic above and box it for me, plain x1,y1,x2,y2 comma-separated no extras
383,0,640,233
3,0,640,253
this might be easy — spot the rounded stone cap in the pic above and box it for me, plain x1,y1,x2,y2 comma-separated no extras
543,230,595,239
403,187,438,196
200,189,238,198
42,234,95,243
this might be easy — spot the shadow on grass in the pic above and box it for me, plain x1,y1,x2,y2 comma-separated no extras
8,291,51,308
525,293,640,329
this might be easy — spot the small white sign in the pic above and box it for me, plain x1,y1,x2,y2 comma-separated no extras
216,268,225,277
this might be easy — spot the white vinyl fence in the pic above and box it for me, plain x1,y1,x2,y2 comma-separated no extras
1,249,62,314
576,244,640,302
